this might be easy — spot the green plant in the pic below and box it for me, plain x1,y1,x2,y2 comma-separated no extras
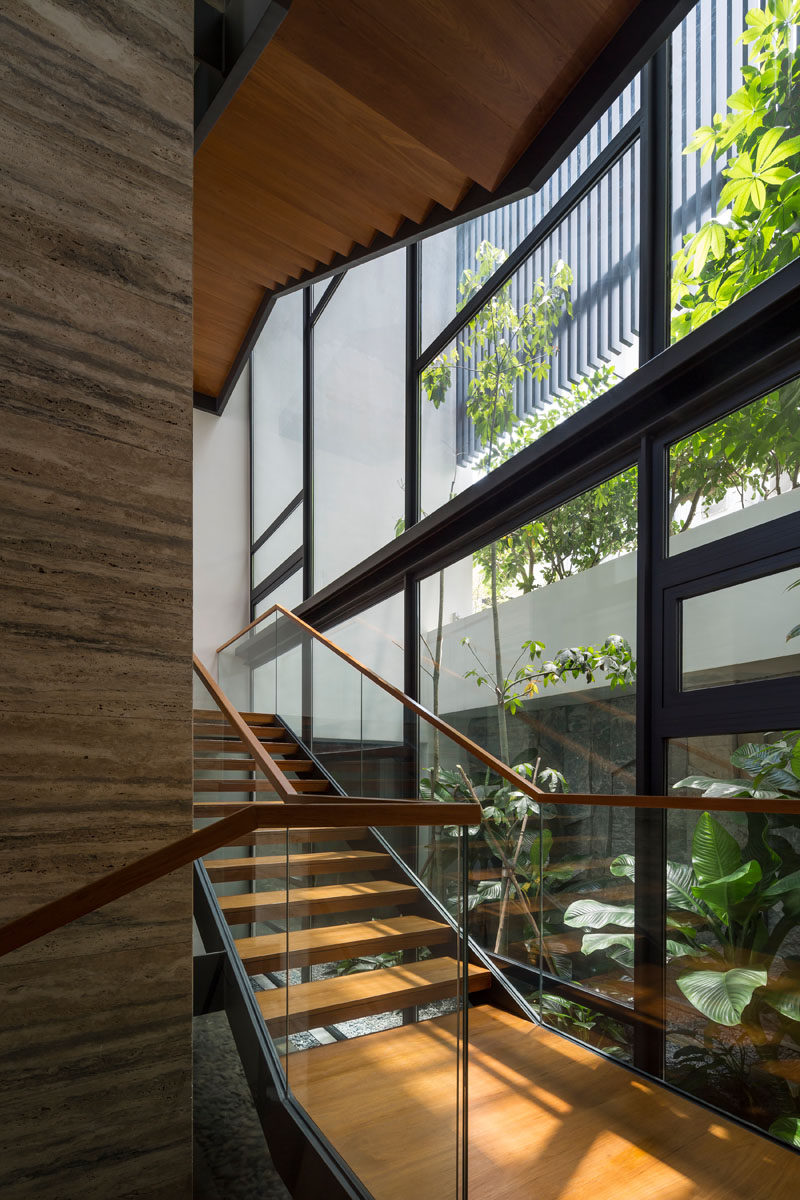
562,732,800,1141
672,0,800,340
461,632,635,716
537,992,629,1057
422,240,571,763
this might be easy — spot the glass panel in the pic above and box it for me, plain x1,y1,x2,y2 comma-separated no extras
283,822,467,1199
252,505,303,588
252,291,303,537
667,733,800,1143
254,569,303,617
326,593,405,687
420,76,640,349
191,662,290,1077
671,0,800,343
419,470,639,1020
420,145,640,517
313,251,406,590
668,383,800,555
682,566,800,690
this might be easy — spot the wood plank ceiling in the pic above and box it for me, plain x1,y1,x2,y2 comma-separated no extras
194,0,643,399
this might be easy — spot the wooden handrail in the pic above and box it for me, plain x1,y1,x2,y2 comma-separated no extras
193,652,299,800
215,608,800,819
217,603,547,804
0,798,482,959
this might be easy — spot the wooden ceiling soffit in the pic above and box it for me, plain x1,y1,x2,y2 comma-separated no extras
194,0,697,411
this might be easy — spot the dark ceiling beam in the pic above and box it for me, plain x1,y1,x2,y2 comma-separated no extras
195,0,696,413
194,0,291,152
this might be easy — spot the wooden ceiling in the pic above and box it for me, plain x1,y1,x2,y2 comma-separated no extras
193,0,647,400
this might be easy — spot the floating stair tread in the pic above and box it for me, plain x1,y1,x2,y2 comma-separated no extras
219,879,419,923
194,757,258,771
257,956,490,1033
232,827,370,847
235,915,452,973
193,724,289,741
193,740,299,755
193,778,333,794
193,710,276,724
204,849,392,881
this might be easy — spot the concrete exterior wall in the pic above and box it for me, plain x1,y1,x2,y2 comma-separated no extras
0,4,194,1196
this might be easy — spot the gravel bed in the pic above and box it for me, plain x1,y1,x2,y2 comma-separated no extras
193,1011,290,1200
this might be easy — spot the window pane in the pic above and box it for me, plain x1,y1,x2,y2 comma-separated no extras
671,0,800,342
682,566,800,690
418,470,638,1018
668,382,800,555
312,594,406,796
420,145,640,517
254,569,302,616
313,253,406,590
420,76,640,350
252,290,303,537
666,734,800,1139
252,505,302,588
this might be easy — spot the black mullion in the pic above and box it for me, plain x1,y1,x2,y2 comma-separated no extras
405,242,420,534
249,345,255,616
638,45,671,365
634,435,667,1076
302,287,313,600
657,511,800,591
310,272,344,326
251,489,304,555
251,550,303,607
416,115,642,373
632,41,671,1078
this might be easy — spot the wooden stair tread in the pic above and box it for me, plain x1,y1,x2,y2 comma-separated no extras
193,723,289,741
237,827,370,846
235,915,452,972
204,849,392,881
193,778,333,794
193,710,276,726
192,740,299,754
257,957,490,1033
219,880,419,923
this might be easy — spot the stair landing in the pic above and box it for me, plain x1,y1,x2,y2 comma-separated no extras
288,1005,798,1200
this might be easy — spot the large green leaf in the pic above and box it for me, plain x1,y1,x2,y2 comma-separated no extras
563,899,635,929
676,967,767,1025
762,868,800,898
666,860,702,912
581,932,634,969
691,859,762,915
692,812,742,884
610,853,635,880
765,986,800,1023
769,1117,800,1148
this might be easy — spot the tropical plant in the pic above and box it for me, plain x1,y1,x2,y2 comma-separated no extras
562,731,800,1142
461,632,635,716
668,379,800,537
422,240,571,762
672,0,800,341
538,992,629,1057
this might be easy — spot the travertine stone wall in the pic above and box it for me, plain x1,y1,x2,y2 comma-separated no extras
0,3,193,1197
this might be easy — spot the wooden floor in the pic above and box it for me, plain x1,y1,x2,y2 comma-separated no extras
289,1004,799,1200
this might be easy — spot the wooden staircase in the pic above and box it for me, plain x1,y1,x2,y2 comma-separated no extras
194,708,492,1043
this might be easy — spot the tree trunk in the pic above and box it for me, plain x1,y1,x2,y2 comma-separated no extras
490,541,510,764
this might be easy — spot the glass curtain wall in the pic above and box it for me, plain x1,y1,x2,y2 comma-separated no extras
243,0,800,1147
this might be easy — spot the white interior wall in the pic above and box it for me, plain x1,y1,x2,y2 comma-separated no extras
193,363,251,673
